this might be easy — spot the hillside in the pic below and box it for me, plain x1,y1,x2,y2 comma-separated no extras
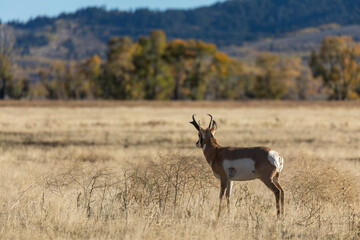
4,0,360,61
222,24,360,59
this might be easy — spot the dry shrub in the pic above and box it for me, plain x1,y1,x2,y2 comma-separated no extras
284,152,360,232
130,152,215,213
286,152,359,206
43,163,114,217
42,152,216,219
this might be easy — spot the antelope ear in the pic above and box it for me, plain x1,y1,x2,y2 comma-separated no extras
210,120,217,134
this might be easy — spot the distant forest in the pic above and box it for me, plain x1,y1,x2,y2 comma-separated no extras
2,29,360,100
7,0,360,48
2,0,360,101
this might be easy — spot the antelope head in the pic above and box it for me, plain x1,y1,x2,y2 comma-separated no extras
190,114,217,148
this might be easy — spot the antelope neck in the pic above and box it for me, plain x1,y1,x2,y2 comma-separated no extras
202,137,220,164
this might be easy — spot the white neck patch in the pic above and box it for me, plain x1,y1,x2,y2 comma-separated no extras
202,144,206,153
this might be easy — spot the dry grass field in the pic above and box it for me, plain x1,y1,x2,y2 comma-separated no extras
0,101,359,239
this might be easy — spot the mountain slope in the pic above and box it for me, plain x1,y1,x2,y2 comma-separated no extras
5,0,360,60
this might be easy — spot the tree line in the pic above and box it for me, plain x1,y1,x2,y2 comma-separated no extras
32,30,249,100
2,31,360,100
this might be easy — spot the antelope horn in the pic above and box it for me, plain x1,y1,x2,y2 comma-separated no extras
190,114,200,131
207,114,213,129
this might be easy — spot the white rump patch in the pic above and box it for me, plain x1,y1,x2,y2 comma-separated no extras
268,150,284,172
223,158,257,181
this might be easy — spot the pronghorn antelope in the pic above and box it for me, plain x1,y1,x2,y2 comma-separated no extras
190,114,284,216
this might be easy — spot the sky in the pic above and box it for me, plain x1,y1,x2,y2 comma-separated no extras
0,0,224,23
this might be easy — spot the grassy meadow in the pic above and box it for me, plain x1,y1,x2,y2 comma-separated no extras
0,101,359,239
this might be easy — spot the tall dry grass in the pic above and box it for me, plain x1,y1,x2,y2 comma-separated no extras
0,102,359,239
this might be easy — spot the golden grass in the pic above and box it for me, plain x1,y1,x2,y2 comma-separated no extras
0,101,359,239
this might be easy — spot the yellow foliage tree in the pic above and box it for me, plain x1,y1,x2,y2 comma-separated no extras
79,54,102,98
309,36,360,100
253,53,289,99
